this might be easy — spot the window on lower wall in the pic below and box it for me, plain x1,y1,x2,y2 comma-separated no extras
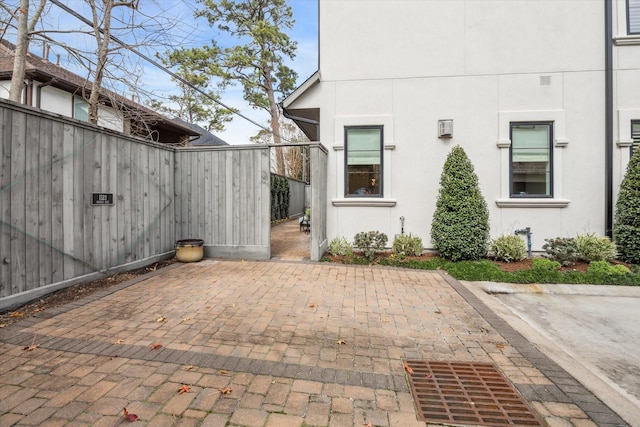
629,0,640,35
510,122,553,198
345,126,383,197
631,120,640,155
73,96,88,122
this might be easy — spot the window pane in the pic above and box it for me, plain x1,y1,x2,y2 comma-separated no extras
631,121,640,155
511,123,552,197
629,0,640,34
74,96,88,122
346,127,382,196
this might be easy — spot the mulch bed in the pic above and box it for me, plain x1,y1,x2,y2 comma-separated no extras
0,258,178,328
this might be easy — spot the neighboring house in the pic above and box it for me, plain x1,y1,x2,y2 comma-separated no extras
0,40,198,144
284,0,640,251
172,118,229,146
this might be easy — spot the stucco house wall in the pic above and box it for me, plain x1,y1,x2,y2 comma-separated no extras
285,0,640,252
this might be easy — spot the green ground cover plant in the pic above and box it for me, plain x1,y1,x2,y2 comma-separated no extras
322,253,640,286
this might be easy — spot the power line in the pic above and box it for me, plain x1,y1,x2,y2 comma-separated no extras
48,0,275,137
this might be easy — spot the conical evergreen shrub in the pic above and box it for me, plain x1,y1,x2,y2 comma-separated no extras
614,149,640,264
431,145,490,261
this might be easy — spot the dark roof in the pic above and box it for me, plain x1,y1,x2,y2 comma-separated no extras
0,39,199,141
172,118,229,146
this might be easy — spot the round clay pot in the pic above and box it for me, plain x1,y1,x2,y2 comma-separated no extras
175,239,204,262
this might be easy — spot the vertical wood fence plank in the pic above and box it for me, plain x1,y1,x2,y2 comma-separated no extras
82,130,96,273
38,116,53,286
0,108,12,298
117,137,131,264
92,133,103,271
25,115,40,291
62,123,75,279
50,120,64,283
10,110,26,294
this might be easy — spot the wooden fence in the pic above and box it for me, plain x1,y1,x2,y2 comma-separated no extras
174,147,271,260
0,101,176,309
0,100,327,310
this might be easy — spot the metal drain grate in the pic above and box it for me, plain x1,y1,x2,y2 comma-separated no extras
405,360,544,426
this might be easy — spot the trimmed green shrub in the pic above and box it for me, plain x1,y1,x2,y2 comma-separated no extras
354,231,388,262
588,260,630,275
531,257,561,272
270,175,290,222
489,235,527,263
542,237,578,266
328,237,353,256
576,233,617,262
431,146,490,261
614,148,640,264
392,234,423,257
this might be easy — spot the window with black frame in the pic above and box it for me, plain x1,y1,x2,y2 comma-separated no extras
345,126,382,197
510,122,553,197
628,0,640,34
631,121,640,156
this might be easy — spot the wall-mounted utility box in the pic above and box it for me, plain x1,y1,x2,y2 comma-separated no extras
438,119,453,138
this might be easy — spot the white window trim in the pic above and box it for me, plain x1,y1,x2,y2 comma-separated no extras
614,0,640,44
332,115,396,207
616,110,640,166
495,110,570,208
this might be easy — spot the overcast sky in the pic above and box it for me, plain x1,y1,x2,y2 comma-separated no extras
9,0,319,144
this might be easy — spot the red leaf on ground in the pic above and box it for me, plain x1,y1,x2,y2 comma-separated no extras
123,407,139,422
403,360,414,374
178,384,191,394
150,343,162,350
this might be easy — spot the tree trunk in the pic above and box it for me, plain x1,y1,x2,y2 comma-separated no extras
8,0,30,102
88,0,113,124
264,67,285,175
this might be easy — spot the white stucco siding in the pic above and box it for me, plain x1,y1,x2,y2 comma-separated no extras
97,106,124,132
321,1,602,82
0,81,10,99
320,69,607,251
285,0,640,251
39,85,73,117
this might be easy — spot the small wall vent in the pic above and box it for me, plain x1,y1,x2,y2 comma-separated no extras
438,119,453,138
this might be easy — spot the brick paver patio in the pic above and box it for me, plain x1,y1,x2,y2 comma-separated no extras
0,222,627,426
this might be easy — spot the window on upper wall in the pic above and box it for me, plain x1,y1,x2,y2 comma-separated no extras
510,122,553,198
345,126,383,197
631,120,640,156
73,96,88,122
629,0,640,34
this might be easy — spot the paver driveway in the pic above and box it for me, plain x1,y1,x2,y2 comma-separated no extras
0,259,627,426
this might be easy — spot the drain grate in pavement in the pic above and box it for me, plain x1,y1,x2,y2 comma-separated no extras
405,360,544,426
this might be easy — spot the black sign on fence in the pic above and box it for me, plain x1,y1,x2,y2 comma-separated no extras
92,193,114,206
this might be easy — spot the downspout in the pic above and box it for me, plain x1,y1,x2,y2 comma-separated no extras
605,0,613,238
36,77,56,109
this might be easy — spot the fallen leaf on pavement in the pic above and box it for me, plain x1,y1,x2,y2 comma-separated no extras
0,324,6,328
156,316,166,323
403,360,414,374
218,370,230,376
309,304,316,308
114,339,125,344
123,407,139,422
178,384,191,394
219,387,232,394
496,343,506,349
23,344,39,351
150,343,162,350
9,311,24,317
184,365,195,371
381,318,389,323
336,339,346,345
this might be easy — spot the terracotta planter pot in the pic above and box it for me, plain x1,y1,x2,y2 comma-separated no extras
175,239,204,262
